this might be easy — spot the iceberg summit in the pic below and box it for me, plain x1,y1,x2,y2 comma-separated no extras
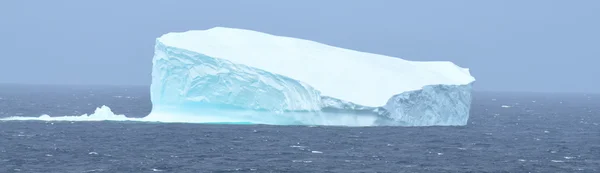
147,27,476,126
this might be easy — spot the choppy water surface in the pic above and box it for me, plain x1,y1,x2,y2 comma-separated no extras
0,84,598,172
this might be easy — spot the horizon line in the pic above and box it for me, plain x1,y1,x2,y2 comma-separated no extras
0,82,597,95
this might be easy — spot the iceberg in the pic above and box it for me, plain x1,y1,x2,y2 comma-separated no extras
148,27,475,126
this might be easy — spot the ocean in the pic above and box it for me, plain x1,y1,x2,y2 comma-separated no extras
0,84,598,173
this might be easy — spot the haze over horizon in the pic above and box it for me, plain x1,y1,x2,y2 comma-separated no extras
1,1,599,93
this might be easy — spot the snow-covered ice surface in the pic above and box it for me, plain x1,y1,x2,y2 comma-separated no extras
149,27,476,126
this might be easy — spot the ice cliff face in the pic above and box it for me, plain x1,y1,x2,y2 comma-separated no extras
383,84,473,126
150,27,476,126
151,43,322,112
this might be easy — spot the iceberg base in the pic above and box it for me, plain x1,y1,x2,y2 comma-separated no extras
148,83,473,127
148,107,380,127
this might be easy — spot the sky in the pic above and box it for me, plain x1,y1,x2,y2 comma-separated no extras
1,0,598,93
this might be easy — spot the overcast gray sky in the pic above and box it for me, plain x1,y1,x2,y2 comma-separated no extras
1,0,598,93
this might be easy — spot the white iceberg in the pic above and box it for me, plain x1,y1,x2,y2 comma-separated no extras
148,27,476,126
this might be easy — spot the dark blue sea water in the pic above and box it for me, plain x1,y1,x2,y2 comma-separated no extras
0,84,598,173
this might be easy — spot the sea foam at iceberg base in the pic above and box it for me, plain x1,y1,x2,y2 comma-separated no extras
0,105,379,126
1,27,475,126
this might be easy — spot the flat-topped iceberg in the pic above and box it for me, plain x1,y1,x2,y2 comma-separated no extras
148,27,475,126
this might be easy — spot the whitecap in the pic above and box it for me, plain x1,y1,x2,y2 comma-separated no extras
292,160,312,163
